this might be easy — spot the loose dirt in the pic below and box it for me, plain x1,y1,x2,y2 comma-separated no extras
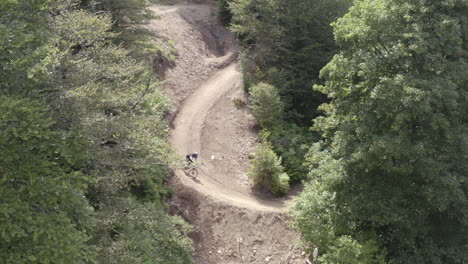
146,1,307,263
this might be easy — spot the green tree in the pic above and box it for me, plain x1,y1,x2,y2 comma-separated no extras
0,96,96,264
230,0,351,183
294,0,468,263
218,0,232,26
94,197,193,264
248,136,290,195
0,0,65,95
38,7,190,262
1,1,194,263
250,82,284,129
269,124,319,183
81,0,160,59
230,0,352,121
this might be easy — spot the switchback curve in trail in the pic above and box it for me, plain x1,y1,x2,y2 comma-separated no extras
152,5,308,263
150,3,292,212
170,63,290,212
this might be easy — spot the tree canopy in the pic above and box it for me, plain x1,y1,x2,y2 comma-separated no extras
0,96,95,263
229,0,351,183
230,0,352,121
0,0,193,263
293,0,468,263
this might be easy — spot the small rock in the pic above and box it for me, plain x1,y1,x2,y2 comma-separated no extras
265,256,272,262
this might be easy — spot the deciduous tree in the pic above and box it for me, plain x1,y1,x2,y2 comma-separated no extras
0,96,95,263
294,0,468,263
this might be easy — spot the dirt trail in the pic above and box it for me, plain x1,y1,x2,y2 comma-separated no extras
147,2,307,263
171,63,289,212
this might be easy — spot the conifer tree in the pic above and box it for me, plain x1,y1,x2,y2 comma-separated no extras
1,1,194,263
248,135,290,195
250,82,284,128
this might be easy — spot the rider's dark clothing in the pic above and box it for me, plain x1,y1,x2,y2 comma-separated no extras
186,153,198,163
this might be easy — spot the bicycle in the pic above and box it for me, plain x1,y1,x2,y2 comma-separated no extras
177,160,202,179
183,162,198,178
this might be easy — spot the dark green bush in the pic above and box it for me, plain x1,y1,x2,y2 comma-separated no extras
248,138,290,196
218,0,232,27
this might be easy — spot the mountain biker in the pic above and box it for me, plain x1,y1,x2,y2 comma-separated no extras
185,152,198,163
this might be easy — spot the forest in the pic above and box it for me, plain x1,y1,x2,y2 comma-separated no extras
1,0,192,263
1,0,467,263
227,0,467,263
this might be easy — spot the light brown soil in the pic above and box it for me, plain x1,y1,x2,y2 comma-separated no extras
147,1,307,263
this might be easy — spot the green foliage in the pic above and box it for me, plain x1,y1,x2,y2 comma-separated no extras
249,82,284,129
239,49,255,91
269,124,319,183
230,0,352,122
294,0,468,263
0,0,59,95
218,0,232,26
1,1,193,263
248,136,290,195
271,172,290,195
81,0,161,60
0,95,96,264
94,197,193,264
249,83,315,183
320,236,387,264
230,0,350,183
233,98,246,109
166,39,179,61
292,162,388,264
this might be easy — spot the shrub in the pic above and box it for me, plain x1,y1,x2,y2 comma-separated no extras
218,0,232,26
233,98,246,109
320,237,386,264
270,124,319,183
271,172,290,195
248,138,289,196
239,50,254,91
249,82,284,129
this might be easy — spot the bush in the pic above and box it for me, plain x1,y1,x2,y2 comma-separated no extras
271,172,290,195
248,138,289,196
320,236,386,264
249,82,284,129
218,0,232,26
233,98,246,109
270,124,319,183
239,50,254,91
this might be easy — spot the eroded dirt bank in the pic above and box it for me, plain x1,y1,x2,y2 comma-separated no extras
170,183,307,264
147,1,307,263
